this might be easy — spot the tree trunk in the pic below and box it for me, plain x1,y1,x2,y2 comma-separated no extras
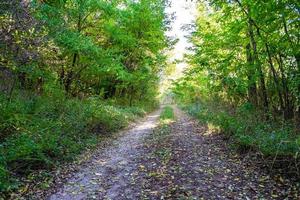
65,11,82,94
276,54,294,119
64,53,77,93
248,18,269,112
246,43,258,106
265,43,284,112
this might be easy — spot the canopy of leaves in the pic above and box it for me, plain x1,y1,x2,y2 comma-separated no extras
174,0,300,120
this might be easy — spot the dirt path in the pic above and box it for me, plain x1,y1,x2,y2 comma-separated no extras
136,107,299,199
48,109,161,200
48,106,299,200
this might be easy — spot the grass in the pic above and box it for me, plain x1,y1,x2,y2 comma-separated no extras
182,102,300,158
160,106,175,123
0,90,153,196
149,106,175,165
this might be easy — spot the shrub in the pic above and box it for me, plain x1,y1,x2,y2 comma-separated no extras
183,102,300,157
0,92,150,193
160,106,175,121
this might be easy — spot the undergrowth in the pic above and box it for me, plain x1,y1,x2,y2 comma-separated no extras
160,106,175,122
182,102,300,168
0,91,152,195
149,106,175,164
148,106,175,148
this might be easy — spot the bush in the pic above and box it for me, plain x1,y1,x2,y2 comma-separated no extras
160,106,175,121
0,92,149,193
183,102,300,157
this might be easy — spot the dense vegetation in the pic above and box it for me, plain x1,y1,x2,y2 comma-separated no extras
173,1,300,170
1,0,299,196
0,0,169,194
160,106,175,122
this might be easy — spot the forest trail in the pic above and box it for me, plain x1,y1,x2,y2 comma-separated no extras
47,106,299,200
48,109,162,200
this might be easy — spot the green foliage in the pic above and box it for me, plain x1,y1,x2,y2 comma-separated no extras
0,0,168,194
172,0,300,169
160,106,174,121
181,1,300,118
0,91,148,193
183,102,300,157
31,0,169,103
